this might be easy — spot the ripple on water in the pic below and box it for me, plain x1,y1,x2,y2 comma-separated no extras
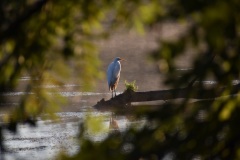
59,92,108,97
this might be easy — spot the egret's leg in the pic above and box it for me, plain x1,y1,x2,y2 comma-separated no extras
114,89,117,97
111,90,113,98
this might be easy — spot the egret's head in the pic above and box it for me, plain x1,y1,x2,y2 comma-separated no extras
115,57,125,61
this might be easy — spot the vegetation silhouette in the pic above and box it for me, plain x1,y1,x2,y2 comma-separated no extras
0,0,240,159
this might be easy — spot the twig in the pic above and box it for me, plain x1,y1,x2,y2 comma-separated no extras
187,53,216,87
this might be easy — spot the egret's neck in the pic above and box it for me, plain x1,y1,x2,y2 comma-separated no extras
114,60,120,63
114,60,121,68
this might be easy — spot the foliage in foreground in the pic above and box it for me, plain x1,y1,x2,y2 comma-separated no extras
0,0,240,159
59,0,240,159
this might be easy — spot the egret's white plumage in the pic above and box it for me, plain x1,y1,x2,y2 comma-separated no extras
107,57,123,98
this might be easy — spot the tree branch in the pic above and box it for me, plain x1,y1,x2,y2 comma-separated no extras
94,83,240,110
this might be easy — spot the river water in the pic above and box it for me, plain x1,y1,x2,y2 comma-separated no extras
1,85,147,160
0,85,134,160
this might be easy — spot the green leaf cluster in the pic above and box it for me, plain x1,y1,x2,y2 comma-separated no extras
125,80,138,92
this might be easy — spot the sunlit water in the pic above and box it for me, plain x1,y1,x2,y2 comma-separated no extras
0,81,140,160
1,110,132,160
2,111,130,160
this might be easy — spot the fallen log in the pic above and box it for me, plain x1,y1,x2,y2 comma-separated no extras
93,83,240,110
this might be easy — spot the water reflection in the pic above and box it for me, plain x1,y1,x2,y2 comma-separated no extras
109,114,120,131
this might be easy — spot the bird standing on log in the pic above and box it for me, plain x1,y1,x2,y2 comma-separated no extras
107,57,124,98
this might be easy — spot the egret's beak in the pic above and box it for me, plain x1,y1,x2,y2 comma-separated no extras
120,58,126,61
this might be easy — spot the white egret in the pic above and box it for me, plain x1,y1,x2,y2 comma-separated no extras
107,57,124,98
